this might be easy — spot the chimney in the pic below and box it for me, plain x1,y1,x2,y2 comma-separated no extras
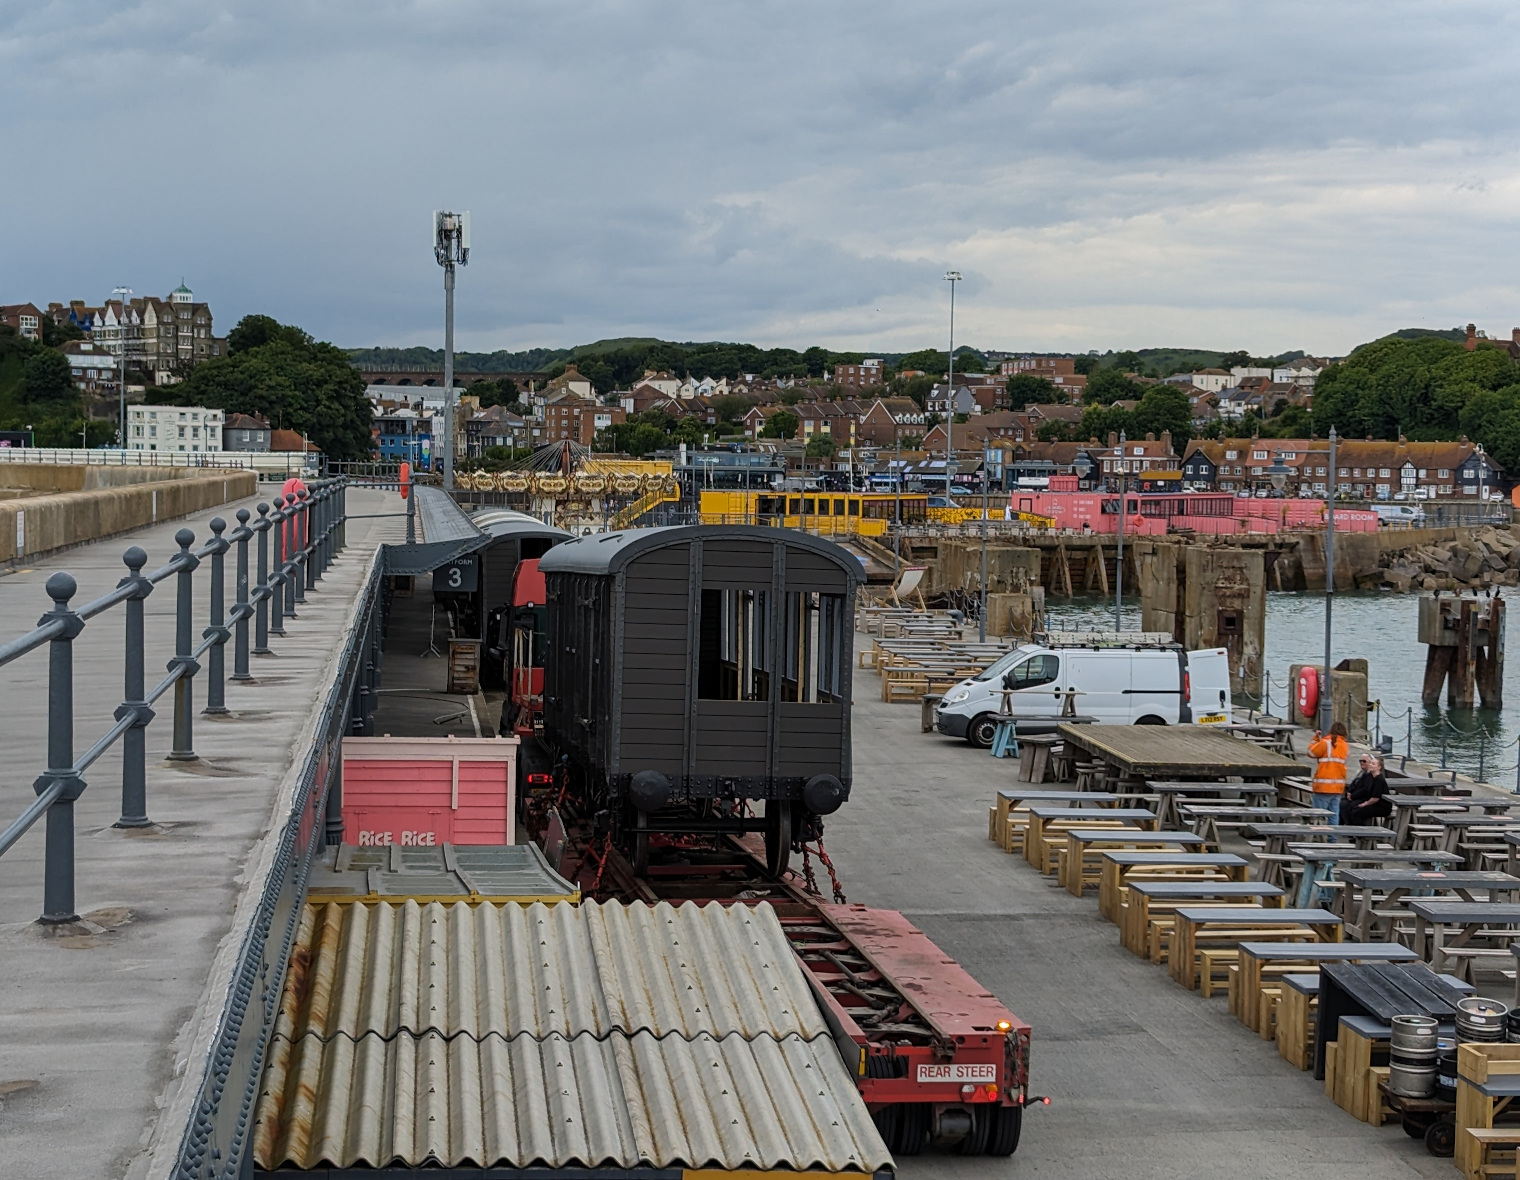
1145,432,1156,442
1161,429,1172,453
1513,328,1520,347
1466,323,1477,351
1108,431,1118,448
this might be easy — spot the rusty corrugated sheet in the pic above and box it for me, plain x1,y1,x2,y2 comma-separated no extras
275,899,826,1042
253,1029,888,1172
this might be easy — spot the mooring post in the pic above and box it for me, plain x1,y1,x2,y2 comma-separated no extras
36,572,85,923
115,547,154,828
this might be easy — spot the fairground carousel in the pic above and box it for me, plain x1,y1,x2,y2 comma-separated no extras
456,442,679,532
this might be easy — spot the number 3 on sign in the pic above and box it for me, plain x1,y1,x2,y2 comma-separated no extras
448,566,463,588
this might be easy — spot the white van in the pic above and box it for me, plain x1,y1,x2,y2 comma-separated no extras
934,640,1233,748
1372,503,1425,527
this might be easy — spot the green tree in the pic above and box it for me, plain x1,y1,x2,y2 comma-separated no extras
22,350,73,403
175,314,372,460
1036,419,1075,442
578,357,616,395
896,348,947,375
1132,385,1193,442
1086,367,1147,405
38,318,85,348
1110,350,1143,374
1073,355,1099,376
901,374,936,408
709,394,751,426
761,410,799,440
1219,350,1252,370
1078,403,1134,443
802,347,829,378
1006,373,1061,411
805,434,836,458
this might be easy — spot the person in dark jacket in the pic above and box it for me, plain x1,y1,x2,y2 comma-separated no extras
1341,753,1391,825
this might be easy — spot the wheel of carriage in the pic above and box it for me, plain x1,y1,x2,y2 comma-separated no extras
764,799,793,877
1425,1116,1455,1158
984,1104,1023,1156
955,1107,991,1155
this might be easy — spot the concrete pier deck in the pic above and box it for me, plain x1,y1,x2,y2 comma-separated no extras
831,681,1458,1180
0,488,401,1180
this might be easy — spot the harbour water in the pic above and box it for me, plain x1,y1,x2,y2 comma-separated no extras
1044,591,1520,787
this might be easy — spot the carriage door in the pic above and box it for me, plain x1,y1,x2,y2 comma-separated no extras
693,541,776,786
777,549,849,783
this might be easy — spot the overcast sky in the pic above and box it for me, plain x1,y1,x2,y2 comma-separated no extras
4,1,1518,358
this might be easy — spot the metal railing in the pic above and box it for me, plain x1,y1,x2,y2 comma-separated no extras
0,479,349,923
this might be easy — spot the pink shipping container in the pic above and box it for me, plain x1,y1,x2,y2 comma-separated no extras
340,736,519,847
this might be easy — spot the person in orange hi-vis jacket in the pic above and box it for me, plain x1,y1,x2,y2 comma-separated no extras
1307,721,1349,826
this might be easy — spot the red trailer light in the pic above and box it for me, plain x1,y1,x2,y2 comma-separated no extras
526,773,553,785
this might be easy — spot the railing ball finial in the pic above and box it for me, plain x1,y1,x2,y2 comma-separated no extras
123,546,148,573
256,502,269,519
45,571,77,605
236,508,250,525
210,517,226,538
175,528,195,552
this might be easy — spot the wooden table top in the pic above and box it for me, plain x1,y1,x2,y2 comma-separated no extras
996,790,1119,803
1057,723,1304,778
1127,881,1284,898
1338,869,1520,888
1099,851,1248,866
1177,805,1326,819
1026,806,1156,821
1144,781,1279,795
1406,901,1520,922
1173,906,1342,925
1289,848,1462,865
1245,823,1391,839
1239,942,1416,961
1384,795,1473,808
1435,814,1520,828
1069,830,1205,845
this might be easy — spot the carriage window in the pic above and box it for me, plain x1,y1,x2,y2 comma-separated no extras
698,589,770,700
816,499,831,516
758,495,785,516
803,498,816,514
782,591,846,703
834,498,846,515
847,499,859,516
788,497,801,514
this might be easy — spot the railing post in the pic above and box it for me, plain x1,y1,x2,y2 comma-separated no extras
168,528,202,760
300,488,315,596
283,495,300,617
253,502,272,654
232,508,253,681
269,497,287,637
203,517,230,715
1480,735,1487,786
115,547,155,828
406,484,416,544
35,572,85,924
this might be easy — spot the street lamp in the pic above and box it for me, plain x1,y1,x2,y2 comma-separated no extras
979,446,992,642
112,285,133,449
433,210,471,492
943,270,961,503
1265,454,1291,494
1321,426,1338,733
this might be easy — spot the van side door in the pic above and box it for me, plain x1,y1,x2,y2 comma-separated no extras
1127,651,1183,723
1070,651,1132,723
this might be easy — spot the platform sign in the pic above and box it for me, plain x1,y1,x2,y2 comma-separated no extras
432,553,479,593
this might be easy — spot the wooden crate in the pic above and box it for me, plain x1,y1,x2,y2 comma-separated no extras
1275,980,1319,1071
1457,1044,1520,1178
447,638,481,694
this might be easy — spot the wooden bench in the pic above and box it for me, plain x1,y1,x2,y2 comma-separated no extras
1232,942,1418,1036
989,789,1118,854
1168,907,1341,991
1276,973,1320,1070
1458,1044,1520,1179
1023,807,1157,869
1121,881,1284,958
1463,1128,1520,1179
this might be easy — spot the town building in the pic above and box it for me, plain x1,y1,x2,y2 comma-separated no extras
1097,431,1181,488
373,409,435,464
1180,437,1503,500
465,405,532,455
0,303,44,339
1271,358,1329,387
832,359,884,388
1166,368,1240,393
224,413,273,452
1463,325,1520,360
61,340,121,394
1000,355,1089,398
125,404,224,452
542,397,625,445
855,397,926,446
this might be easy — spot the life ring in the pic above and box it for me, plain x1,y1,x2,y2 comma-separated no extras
1297,665,1319,720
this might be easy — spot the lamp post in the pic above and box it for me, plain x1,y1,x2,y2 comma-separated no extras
944,270,961,502
111,286,132,449
1114,429,1127,632
979,446,991,642
1321,426,1338,734
433,211,471,492
1266,454,1291,533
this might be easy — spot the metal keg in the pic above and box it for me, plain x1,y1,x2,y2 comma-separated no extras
1436,1040,1459,1102
1388,1015,1440,1098
1507,1009,1520,1043
1456,997,1510,1043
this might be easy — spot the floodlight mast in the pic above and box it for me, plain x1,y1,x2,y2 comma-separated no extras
434,211,470,492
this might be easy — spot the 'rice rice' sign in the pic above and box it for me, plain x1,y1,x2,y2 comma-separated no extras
340,735,519,846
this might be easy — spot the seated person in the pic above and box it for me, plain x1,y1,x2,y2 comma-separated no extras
1341,752,1391,825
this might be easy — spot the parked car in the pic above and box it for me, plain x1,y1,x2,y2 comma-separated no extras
934,639,1234,748
1372,503,1426,527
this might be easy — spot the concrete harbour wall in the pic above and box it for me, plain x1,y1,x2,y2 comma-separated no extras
0,465,257,564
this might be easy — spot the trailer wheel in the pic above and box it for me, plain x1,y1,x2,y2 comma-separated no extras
984,1104,1022,1156
893,1103,928,1156
869,1105,899,1150
764,800,792,877
955,1107,990,1155
1425,1117,1455,1158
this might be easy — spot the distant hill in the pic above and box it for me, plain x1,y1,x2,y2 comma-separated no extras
1372,327,1467,344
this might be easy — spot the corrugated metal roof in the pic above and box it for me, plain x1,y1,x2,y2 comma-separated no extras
275,900,828,1042
415,485,486,546
306,842,580,904
253,1029,889,1172
537,523,861,579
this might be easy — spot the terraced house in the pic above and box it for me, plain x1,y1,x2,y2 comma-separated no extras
1181,437,1503,499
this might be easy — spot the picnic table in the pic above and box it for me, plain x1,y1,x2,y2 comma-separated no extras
1383,772,1467,794
1312,960,1474,1081
1233,941,1420,1036
1408,900,1520,981
1426,814,1520,868
1222,722,1298,755
1059,722,1304,784
1336,869,1520,942
1097,851,1251,921
1169,905,1342,991
1289,846,1464,908
1143,781,1281,829
1121,880,1285,957
990,789,1119,853
1385,794,1494,847
1245,823,1395,887
1176,805,1328,850
1023,806,1158,870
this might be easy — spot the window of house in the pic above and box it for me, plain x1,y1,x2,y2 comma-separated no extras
178,426,185,438
1438,469,1450,478
1339,468,1349,478
1225,450,1238,460
1418,468,1427,478
1379,468,1391,478
1253,450,1268,460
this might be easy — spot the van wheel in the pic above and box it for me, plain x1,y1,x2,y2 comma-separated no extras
1135,715,1166,726
968,713,999,749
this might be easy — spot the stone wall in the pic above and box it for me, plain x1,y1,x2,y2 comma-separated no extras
0,467,256,564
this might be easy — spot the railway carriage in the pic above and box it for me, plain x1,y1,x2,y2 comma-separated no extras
537,524,860,874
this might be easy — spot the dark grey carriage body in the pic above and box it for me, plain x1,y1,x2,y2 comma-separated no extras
538,525,859,808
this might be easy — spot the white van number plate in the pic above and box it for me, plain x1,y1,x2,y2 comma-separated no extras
916,1064,998,1083
1197,712,1227,725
